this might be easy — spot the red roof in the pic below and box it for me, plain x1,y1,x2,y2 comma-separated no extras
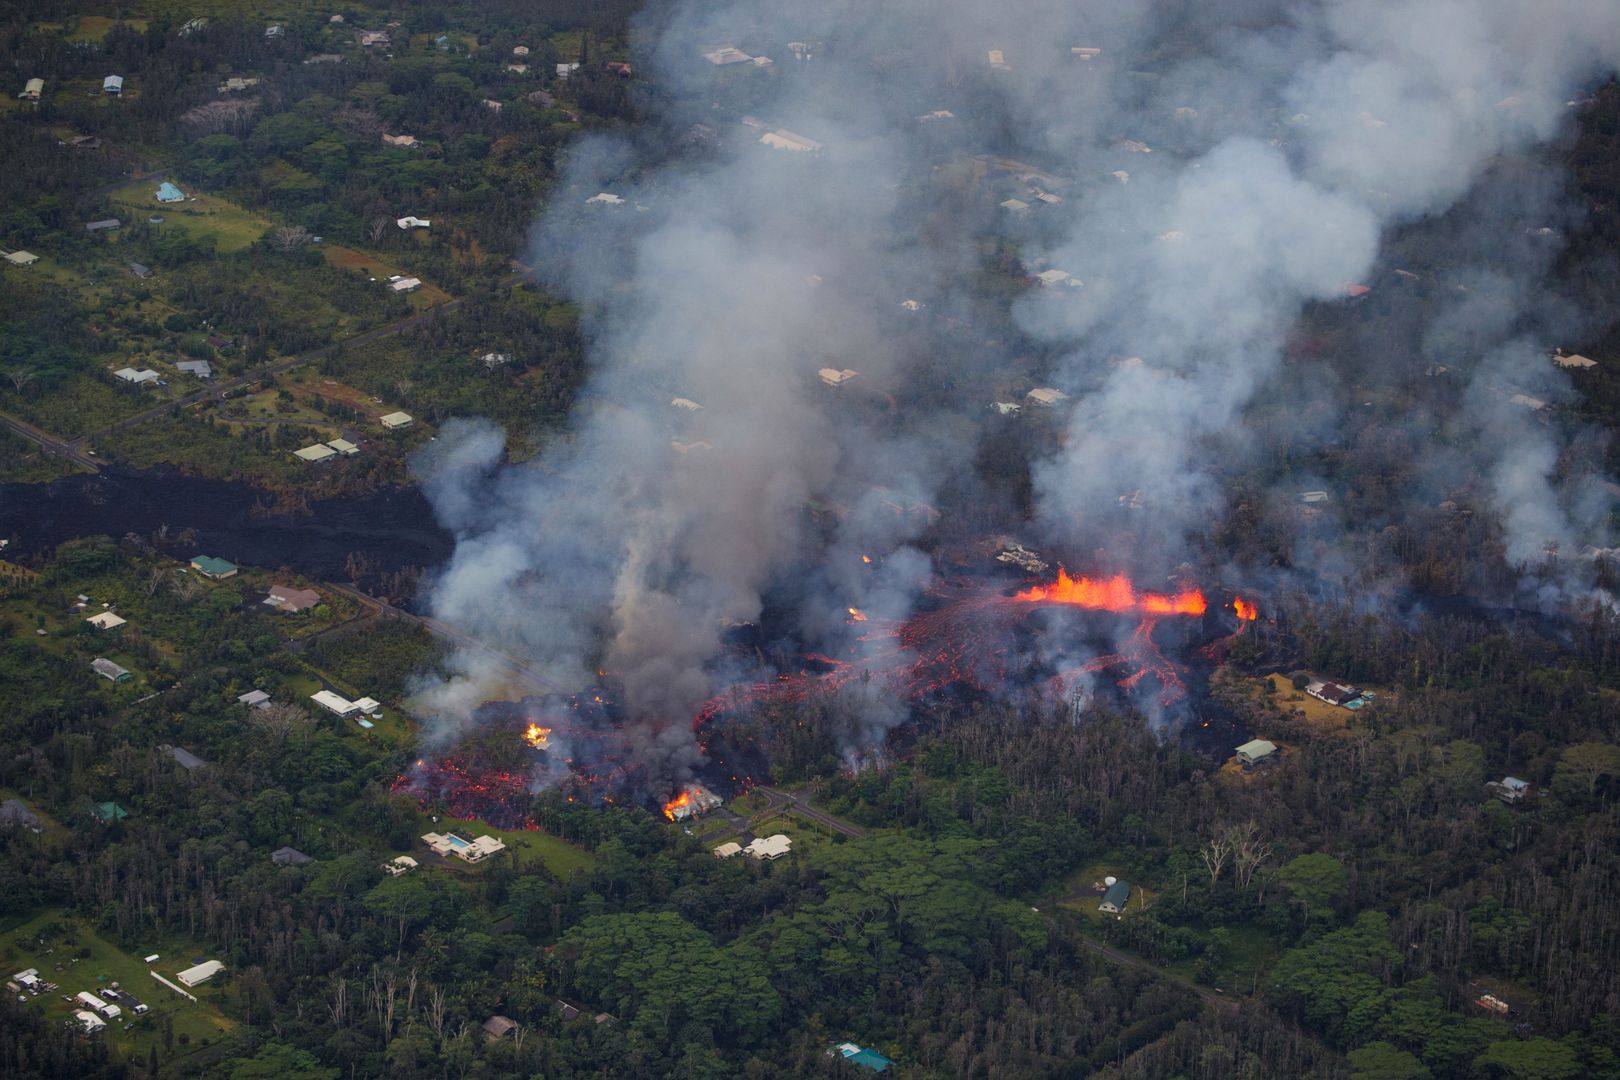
1344,283,1372,298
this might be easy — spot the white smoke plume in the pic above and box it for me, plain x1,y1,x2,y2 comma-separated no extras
413,0,1620,784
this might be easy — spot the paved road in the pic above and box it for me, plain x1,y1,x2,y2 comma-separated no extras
757,786,866,838
0,411,100,472
1072,934,1240,1014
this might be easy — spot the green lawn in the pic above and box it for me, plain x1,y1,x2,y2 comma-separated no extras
416,811,595,879
2,911,236,1069
107,181,271,254
33,16,150,42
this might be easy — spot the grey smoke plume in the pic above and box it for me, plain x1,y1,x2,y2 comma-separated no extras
414,0,1620,783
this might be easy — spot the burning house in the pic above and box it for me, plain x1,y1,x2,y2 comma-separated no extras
662,785,723,821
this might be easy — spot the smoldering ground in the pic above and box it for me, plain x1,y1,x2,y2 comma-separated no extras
411,0,1620,788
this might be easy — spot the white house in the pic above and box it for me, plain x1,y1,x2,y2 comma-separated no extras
74,1010,106,1033
327,438,360,456
422,832,506,862
1026,387,1068,407
311,690,359,717
4,250,40,266
1235,739,1277,766
380,411,414,429
176,960,224,987
114,368,161,384
86,611,126,630
703,46,753,65
76,991,120,1019
19,78,43,100
819,368,859,387
350,696,383,717
745,834,792,860
586,192,625,205
713,841,742,859
382,133,419,148
103,75,124,95
294,443,338,463
1035,269,1079,288
396,216,431,230
388,276,422,293
383,855,418,876
671,397,703,411
760,129,823,152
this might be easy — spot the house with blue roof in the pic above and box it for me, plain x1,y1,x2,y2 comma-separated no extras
155,181,185,203
831,1042,894,1073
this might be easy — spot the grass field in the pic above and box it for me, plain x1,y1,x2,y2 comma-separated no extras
107,181,270,253
2,911,235,1068
33,16,150,42
1257,673,1356,729
416,811,595,879
324,243,451,306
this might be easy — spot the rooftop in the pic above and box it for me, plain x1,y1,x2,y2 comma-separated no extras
190,555,237,576
294,443,338,463
265,584,321,612
760,129,823,152
703,46,753,65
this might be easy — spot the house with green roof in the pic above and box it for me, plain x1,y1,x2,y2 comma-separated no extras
831,1042,894,1073
1099,879,1132,915
91,802,128,824
190,555,238,579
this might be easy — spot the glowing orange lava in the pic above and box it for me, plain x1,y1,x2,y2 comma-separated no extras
1016,568,1207,617
662,791,693,820
861,555,873,564
523,723,551,749
848,607,868,621
1233,597,1258,621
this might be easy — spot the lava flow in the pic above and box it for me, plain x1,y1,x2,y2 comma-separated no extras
1015,568,1207,616
395,568,1259,820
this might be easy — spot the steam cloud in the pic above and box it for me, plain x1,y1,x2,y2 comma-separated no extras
414,0,1620,786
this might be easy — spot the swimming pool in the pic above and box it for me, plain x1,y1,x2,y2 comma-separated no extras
445,835,470,849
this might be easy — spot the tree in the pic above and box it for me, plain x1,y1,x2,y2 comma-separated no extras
1199,831,1233,888
364,876,434,954
273,225,311,252
1276,853,1348,921
1347,1041,1432,1080
1553,742,1620,800
1228,820,1271,889
1474,1037,1583,1080
559,912,779,1043
228,1042,339,1080
1269,911,1399,1041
